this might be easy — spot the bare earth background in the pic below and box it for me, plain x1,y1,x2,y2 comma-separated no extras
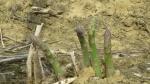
0,0,150,84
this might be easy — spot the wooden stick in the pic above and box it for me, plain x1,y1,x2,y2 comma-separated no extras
0,28,5,48
0,55,27,64
26,23,44,84
31,6,59,16
33,49,43,84
53,77,77,84
0,54,28,58
3,36,26,44
70,51,79,75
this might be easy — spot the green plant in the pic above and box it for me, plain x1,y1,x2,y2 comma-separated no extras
88,17,101,76
75,17,114,77
75,25,90,67
30,35,63,79
104,27,114,77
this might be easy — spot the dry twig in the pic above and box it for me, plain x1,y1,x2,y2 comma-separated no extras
0,55,27,64
53,77,77,84
70,51,79,75
3,36,26,44
0,28,5,48
26,23,44,84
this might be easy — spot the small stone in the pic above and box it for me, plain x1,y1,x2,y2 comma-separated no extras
114,70,121,76
122,18,134,27
146,68,150,72
142,82,148,84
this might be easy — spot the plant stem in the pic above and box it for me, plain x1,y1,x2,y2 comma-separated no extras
76,25,90,67
88,17,101,76
104,27,114,77
30,35,63,79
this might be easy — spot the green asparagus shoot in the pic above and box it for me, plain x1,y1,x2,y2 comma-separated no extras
88,17,101,77
104,27,114,77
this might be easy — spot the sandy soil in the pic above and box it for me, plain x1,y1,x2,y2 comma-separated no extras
0,0,150,84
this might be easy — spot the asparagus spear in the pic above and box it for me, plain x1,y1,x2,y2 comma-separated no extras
104,27,114,77
88,17,101,77
75,25,90,67
30,34,63,79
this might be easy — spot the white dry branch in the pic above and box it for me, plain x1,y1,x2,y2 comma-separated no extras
0,49,75,64
133,72,150,80
31,6,49,13
0,28,5,48
70,51,79,75
31,6,58,16
0,55,27,63
53,77,77,84
26,23,44,84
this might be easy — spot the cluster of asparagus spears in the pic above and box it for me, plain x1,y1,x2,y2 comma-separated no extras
75,17,114,77
44,17,114,78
